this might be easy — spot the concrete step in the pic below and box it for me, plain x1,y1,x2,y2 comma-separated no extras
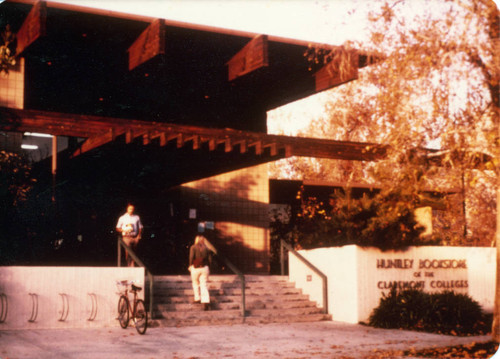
151,311,331,328
156,297,317,311
154,293,311,305
154,286,303,297
150,275,331,327
153,275,290,283
153,277,296,290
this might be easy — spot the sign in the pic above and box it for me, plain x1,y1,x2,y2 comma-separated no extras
375,256,468,292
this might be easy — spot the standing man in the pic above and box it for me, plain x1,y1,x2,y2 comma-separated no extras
116,204,143,267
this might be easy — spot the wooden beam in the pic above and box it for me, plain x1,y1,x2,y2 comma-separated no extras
208,138,216,151
128,19,165,71
72,129,115,157
239,140,247,154
284,137,387,161
249,141,262,155
184,135,200,150
16,1,47,56
142,132,151,145
176,133,183,148
314,51,359,92
227,35,268,81
232,140,247,154
0,107,389,162
264,142,278,156
125,129,148,143
125,130,133,143
159,133,167,146
223,138,232,153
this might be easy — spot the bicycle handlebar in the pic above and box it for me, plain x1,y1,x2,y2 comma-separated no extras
116,280,142,293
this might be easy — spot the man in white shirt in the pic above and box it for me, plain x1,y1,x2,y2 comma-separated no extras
116,204,143,267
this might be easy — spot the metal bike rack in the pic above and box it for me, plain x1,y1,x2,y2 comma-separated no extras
28,293,38,323
87,293,97,321
58,293,69,321
0,293,7,323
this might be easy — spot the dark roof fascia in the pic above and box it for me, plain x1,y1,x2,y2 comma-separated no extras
5,0,341,49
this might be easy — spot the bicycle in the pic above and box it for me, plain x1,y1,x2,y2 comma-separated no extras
116,280,148,335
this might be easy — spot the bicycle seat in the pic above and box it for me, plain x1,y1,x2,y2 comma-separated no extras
131,284,142,292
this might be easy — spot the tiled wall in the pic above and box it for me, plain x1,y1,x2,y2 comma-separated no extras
0,58,24,152
180,164,270,273
0,57,24,109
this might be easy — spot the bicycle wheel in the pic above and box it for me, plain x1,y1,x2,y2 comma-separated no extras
117,295,129,329
133,299,148,335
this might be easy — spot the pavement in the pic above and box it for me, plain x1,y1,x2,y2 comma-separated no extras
0,321,496,359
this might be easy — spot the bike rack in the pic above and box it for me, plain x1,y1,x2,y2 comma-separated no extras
58,293,69,322
0,293,7,323
28,293,38,323
87,293,97,321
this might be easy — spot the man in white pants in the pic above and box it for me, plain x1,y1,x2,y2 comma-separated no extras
188,235,214,311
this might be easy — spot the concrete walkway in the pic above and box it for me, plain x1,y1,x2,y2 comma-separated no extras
0,321,494,359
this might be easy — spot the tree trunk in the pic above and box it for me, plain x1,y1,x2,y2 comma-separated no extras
495,182,500,341
490,1,500,343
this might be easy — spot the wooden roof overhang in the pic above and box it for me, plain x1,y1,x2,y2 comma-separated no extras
0,0,382,187
0,106,387,185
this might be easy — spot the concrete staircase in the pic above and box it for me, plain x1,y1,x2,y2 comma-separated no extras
150,275,331,327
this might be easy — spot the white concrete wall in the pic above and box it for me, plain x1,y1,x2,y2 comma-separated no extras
290,246,496,324
0,267,144,329
289,245,359,323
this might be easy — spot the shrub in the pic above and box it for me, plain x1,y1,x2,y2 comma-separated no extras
369,289,490,335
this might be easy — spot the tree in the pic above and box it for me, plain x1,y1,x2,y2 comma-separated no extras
271,0,499,339
272,0,498,242
0,151,36,263
357,0,499,340
288,184,429,251
0,24,16,73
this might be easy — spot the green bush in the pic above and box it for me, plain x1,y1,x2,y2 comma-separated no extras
368,289,490,335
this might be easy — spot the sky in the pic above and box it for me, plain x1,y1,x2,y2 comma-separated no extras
51,0,500,46
53,0,374,45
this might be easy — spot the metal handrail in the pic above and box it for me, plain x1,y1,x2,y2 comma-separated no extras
117,237,154,320
280,239,328,314
206,239,246,318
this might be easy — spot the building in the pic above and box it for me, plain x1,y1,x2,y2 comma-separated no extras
0,0,386,273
